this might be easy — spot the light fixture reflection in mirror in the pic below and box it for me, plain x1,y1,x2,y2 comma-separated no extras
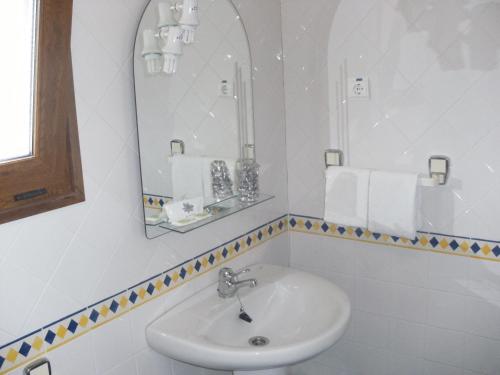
141,0,200,75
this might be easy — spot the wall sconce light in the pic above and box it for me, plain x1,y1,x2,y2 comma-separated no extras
178,0,200,44
162,26,184,74
142,29,162,75
142,0,200,75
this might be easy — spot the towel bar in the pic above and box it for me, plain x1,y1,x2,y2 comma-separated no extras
324,151,450,187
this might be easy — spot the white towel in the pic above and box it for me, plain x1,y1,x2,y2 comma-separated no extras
368,170,418,239
170,155,204,200
324,167,370,228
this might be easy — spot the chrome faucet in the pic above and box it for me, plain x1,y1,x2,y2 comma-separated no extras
217,267,257,298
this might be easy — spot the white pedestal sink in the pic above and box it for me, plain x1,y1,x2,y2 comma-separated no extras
147,264,351,374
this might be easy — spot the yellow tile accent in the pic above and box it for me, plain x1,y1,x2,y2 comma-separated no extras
382,234,390,241
440,239,449,249
482,245,491,255
79,315,89,328
460,242,470,252
155,279,163,291
99,305,110,318
138,288,146,300
202,257,209,268
364,230,371,238
330,224,337,233
215,251,222,262
296,219,305,229
172,272,180,283
6,349,18,362
420,236,429,246
56,325,67,339
312,222,321,231
228,245,235,256
32,336,43,351
187,264,194,275
119,296,128,308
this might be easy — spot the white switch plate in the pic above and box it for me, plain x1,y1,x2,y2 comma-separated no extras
348,77,370,98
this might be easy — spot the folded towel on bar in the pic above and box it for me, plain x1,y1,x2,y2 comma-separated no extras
324,167,370,228
368,170,418,239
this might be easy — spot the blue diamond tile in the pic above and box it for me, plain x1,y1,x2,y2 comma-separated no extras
159,199,165,207
194,261,202,272
246,237,252,246
180,268,187,279
209,254,215,264
129,291,138,304
279,221,284,230
449,240,459,251
110,300,119,313
373,232,381,240
411,238,419,245
257,231,263,240
45,330,56,344
89,309,99,322
338,226,346,235
148,198,154,205
391,236,400,242
222,248,228,258
235,242,240,251
146,283,155,295
0,355,5,368
321,223,329,232
305,221,312,230
268,226,274,235
164,275,172,286
19,342,31,357
68,319,78,333
493,246,500,257
471,243,481,253
355,228,364,237
290,218,297,227
430,237,439,248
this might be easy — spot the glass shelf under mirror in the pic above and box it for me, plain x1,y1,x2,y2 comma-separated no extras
155,194,274,234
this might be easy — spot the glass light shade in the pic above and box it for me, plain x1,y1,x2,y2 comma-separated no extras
162,26,184,74
158,2,176,28
178,0,199,44
142,29,162,75
144,54,162,75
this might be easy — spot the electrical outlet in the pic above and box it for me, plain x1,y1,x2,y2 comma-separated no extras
348,77,370,98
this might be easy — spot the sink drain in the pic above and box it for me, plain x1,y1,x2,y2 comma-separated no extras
248,336,270,347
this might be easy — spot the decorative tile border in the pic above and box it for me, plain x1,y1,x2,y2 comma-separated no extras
0,216,288,374
143,194,172,209
289,214,500,262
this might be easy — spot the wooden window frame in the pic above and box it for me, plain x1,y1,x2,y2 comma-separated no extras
0,0,84,224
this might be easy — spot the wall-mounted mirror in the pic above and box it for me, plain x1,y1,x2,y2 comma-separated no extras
134,0,272,238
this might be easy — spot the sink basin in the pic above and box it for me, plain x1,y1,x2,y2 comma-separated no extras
146,264,351,372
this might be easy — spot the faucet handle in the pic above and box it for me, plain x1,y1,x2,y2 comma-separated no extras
233,268,251,277
219,267,250,281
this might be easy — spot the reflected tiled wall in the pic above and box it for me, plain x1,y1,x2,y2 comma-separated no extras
0,0,288,374
283,0,500,374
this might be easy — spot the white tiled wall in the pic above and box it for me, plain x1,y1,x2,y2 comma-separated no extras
283,0,500,374
284,0,500,241
0,0,288,374
290,232,500,375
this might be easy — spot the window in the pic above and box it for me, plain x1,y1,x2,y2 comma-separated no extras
0,0,84,224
